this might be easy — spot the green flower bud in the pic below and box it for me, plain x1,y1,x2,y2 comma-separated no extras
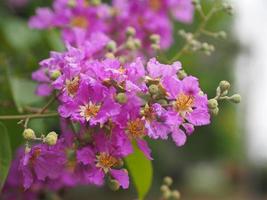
171,190,181,199
106,40,117,52
157,99,168,106
45,131,58,146
23,128,36,140
116,93,128,104
219,80,231,92
208,98,218,109
105,52,115,59
210,107,219,116
149,34,160,44
50,70,61,80
91,0,101,6
229,94,241,103
162,189,171,199
178,70,187,80
126,39,136,50
133,38,142,49
217,31,227,39
151,43,160,51
163,176,173,186
126,26,136,37
108,179,120,191
149,84,159,94
68,0,76,7
160,185,169,193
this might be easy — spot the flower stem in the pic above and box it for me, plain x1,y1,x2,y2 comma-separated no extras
0,112,58,120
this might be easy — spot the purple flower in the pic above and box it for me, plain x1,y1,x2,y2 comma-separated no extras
19,143,66,189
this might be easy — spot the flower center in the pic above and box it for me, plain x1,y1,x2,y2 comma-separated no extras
174,93,194,113
66,77,80,97
143,106,156,122
70,16,88,28
126,118,146,138
29,148,41,165
96,152,118,173
149,0,162,11
80,102,101,121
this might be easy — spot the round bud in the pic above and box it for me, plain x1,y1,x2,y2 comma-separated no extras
108,179,120,191
45,131,58,146
162,189,171,199
229,94,241,104
68,0,76,7
163,176,173,186
157,99,168,106
202,42,209,51
23,128,36,140
106,40,117,52
151,44,160,51
126,39,136,50
219,80,231,92
91,0,101,6
126,26,136,37
149,34,160,44
178,29,186,37
50,70,61,80
133,38,142,49
191,0,200,6
171,190,181,199
149,84,159,95
178,70,187,80
210,107,219,116
105,52,115,59
116,93,128,104
160,185,169,193
217,31,227,39
208,98,218,109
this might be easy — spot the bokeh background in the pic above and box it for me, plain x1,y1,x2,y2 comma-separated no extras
0,0,266,199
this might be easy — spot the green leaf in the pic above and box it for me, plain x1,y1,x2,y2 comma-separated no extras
0,122,12,191
8,77,43,113
125,142,153,200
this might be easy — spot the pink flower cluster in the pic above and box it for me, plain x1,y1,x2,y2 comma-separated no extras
29,0,193,50
3,0,212,198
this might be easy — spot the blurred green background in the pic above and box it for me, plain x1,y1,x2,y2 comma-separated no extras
0,0,260,199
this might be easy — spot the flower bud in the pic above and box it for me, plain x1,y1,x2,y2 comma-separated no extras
133,38,142,49
157,99,168,106
150,34,160,44
208,98,218,109
23,128,36,140
126,26,136,37
105,52,115,59
68,0,76,7
50,70,61,80
229,94,241,104
160,185,169,193
116,93,127,104
210,107,219,116
178,70,187,80
151,43,160,51
108,179,120,191
217,31,227,39
106,40,117,52
126,39,136,50
163,176,173,186
91,0,101,6
219,80,231,92
171,190,181,199
149,84,159,95
44,131,58,146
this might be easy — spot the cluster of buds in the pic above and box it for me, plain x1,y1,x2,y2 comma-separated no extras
23,128,58,151
208,80,241,115
160,176,181,200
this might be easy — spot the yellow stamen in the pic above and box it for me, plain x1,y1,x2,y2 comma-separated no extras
174,93,194,113
126,118,146,138
80,102,101,121
70,16,88,28
66,76,80,97
96,152,118,173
